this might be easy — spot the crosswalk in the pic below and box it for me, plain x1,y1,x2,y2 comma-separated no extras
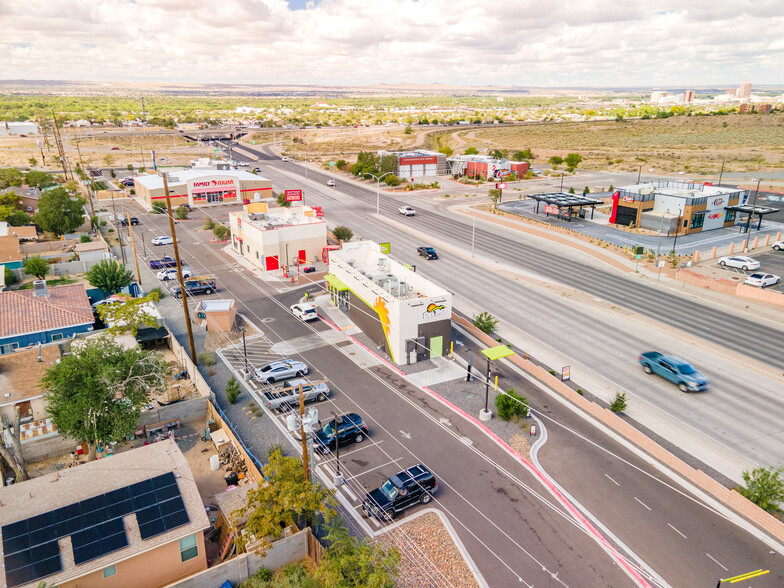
219,333,277,377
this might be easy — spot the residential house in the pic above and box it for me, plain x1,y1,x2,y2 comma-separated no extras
0,344,61,424
0,235,23,270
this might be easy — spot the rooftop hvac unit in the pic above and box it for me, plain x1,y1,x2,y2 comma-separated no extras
398,282,410,297
372,274,387,287
388,282,401,297
33,280,48,298
377,259,388,272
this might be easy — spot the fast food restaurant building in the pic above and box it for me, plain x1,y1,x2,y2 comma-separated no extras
134,169,272,210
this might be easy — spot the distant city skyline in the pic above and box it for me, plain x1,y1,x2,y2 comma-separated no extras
2,1,783,87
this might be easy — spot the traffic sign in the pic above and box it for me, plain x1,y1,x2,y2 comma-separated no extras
497,183,507,189
36,140,43,148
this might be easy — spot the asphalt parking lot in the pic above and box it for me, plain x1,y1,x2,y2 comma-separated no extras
714,248,784,292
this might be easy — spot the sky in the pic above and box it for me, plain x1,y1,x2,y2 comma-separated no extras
2,0,783,88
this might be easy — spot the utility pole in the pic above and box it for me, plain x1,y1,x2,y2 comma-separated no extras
51,109,70,180
76,144,97,227
139,147,146,171
126,213,142,286
37,107,51,152
111,195,126,264
163,172,198,366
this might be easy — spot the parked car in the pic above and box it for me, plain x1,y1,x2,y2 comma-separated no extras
151,236,174,246
149,255,179,269
417,246,438,260
92,295,125,309
398,206,416,216
282,157,289,162
718,256,760,271
111,146,120,150
291,302,318,322
362,464,438,520
169,277,217,298
772,240,784,251
314,413,369,454
327,179,335,187
638,351,709,392
156,267,192,281
263,378,329,412
254,359,309,384
745,273,781,288
118,217,139,226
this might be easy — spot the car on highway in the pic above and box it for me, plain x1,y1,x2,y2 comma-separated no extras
772,240,784,251
327,179,335,187
151,236,174,246
417,246,438,260
314,413,369,454
362,464,438,520
639,351,709,392
118,217,139,226
111,147,120,150
718,256,760,270
399,206,416,216
156,267,193,281
291,302,318,322
744,273,781,288
254,359,309,384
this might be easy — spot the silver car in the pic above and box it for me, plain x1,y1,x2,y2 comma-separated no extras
255,359,309,384
156,267,192,281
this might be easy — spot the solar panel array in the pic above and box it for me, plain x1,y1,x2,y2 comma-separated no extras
1,472,189,588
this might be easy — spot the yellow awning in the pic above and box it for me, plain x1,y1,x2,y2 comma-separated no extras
324,274,349,291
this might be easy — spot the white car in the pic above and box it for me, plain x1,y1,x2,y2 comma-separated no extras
745,273,781,288
254,359,309,384
291,302,318,321
156,267,192,281
398,206,416,216
282,157,289,162
151,236,174,246
772,240,784,251
327,179,335,187
718,256,760,271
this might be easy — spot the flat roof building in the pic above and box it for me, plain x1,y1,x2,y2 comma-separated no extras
377,150,447,179
447,154,529,180
327,241,452,364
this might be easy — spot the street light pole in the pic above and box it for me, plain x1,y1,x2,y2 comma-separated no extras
364,172,392,214
637,164,642,184
747,178,761,235
241,325,248,375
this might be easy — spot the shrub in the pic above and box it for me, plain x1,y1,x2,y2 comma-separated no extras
80,234,92,243
213,224,230,241
100,219,108,226
197,352,216,366
496,389,528,421
23,256,50,280
332,226,353,242
203,218,216,230
148,286,165,300
226,377,241,404
404,126,412,134
384,175,402,186
472,311,498,334
175,205,189,219
738,466,784,513
152,202,166,214
610,392,627,413
4,266,18,286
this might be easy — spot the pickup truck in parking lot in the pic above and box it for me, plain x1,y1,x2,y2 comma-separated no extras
638,351,709,392
169,276,217,298
362,464,438,520
263,378,330,412
149,256,180,269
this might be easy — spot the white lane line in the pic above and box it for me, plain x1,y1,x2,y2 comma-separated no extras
706,553,728,571
604,474,620,486
343,458,403,482
668,523,687,539
634,497,652,511
342,485,357,501
316,440,385,466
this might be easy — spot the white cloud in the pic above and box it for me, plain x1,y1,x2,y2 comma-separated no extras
1,0,783,86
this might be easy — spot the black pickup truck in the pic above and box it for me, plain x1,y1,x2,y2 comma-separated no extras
362,464,437,520
149,256,179,269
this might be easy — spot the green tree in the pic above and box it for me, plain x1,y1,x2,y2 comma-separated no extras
464,147,479,155
489,148,508,160
234,449,337,554
85,258,133,294
583,186,590,194
488,188,501,207
175,205,189,219
568,187,575,194
738,466,784,512
34,187,86,236
23,256,50,280
512,149,533,161
28,157,37,167
379,154,398,175
549,156,563,168
438,145,453,157
332,226,353,242
0,168,24,189
24,170,56,189
403,126,412,134
276,193,292,208
472,311,498,334
496,389,529,421
97,292,161,336
213,224,230,240
5,209,31,226
226,377,241,404
80,234,92,243
127,164,134,173
610,392,627,413
42,336,168,461
335,159,348,170
152,201,167,214
4,266,18,286
564,153,583,172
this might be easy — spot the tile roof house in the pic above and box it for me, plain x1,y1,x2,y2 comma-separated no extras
0,283,94,355
0,344,61,424
0,439,210,588
0,235,23,269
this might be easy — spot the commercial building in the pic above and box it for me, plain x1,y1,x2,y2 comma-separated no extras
609,181,745,235
134,164,272,210
738,81,752,99
0,439,210,588
683,90,695,103
326,241,452,365
0,122,39,136
377,150,447,179
229,204,327,272
447,155,529,180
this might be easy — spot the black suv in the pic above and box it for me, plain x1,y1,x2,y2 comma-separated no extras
119,217,139,226
417,246,438,260
314,413,368,454
362,464,438,520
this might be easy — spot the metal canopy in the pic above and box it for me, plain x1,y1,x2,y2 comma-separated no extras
527,193,605,207
481,345,515,361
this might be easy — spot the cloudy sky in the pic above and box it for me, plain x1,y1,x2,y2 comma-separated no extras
2,0,783,87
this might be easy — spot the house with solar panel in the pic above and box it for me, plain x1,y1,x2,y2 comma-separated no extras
0,438,210,588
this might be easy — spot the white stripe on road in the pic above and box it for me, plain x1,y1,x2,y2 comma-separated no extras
667,523,687,539
343,458,402,482
706,553,728,571
634,497,652,511
604,473,620,486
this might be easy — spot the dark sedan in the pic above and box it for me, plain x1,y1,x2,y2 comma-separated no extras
417,246,438,260
314,413,368,454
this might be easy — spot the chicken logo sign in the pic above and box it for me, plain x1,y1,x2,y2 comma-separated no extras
712,198,724,206
708,212,722,220
423,302,447,319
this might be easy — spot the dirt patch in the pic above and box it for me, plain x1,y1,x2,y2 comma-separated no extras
508,433,532,461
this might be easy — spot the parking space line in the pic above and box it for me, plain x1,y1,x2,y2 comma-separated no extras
343,458,403,482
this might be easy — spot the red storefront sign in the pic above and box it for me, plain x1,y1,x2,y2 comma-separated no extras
284,189,303,202
543,204,559,214
399,156,437,165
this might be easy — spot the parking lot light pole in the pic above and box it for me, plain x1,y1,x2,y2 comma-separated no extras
746,178,761,235
240,325,249,377
364,172,393,215
479,345,514,422
330,411,344,485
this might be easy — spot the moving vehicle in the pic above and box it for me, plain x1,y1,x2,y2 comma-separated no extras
148,255,179,269
398,206,416,216
362,464,438,520
169,276,217,298
638,352,709,392
151,236,174,246
290,302,318,322
282,157,289,162
314,413,368,454
254,359,309,385
118,217,139,226
111,146,120,150
772,240,783,251
745,273,781,288
156,267,192,281
417,246,438,260
327,179,335,187
718,256,760,271
263,378,329,412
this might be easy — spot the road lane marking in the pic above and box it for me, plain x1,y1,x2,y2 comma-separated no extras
634,497,652,511
706,553,728,571
668,523,687,539
604,474,620,486
343,458,403,482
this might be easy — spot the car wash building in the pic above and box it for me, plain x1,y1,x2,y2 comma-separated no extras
326,241,452,365
609,181,745,235
377,150,447,179
134,169,272,210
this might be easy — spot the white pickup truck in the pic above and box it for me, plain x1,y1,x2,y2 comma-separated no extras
263,378,330,412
